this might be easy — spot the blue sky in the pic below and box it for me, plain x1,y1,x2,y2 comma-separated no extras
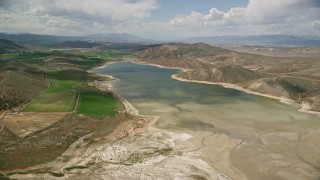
149,0,249,21
0,0,319,39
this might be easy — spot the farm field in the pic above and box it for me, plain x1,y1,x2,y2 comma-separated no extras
22,79,79,112
1,112,67,137
0,40,138,174
78,91,121,116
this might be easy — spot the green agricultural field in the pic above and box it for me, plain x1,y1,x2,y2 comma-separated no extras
99,51,132,58
78,91,120,116
22,79,79,112
14,52,51,63
83,50,134,59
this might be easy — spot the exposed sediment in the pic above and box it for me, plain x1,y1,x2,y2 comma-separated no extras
128,60,320,180
171,73,320,115
6,65,232,180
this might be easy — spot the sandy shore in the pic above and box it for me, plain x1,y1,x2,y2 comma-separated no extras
92,61,118,70
171,74,320,115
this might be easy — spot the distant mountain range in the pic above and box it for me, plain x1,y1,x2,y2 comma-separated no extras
184,35,320,47
56,41,147,50
0,33,78,44
85,33,150,42
0,33,154,45
0,33,319,47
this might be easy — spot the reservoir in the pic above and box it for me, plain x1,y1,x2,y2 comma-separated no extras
93,61,320,179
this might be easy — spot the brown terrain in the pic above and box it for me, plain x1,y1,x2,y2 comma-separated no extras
1,112,67,137
138,43,320,112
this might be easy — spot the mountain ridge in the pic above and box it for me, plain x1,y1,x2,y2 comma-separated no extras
0,39,25,53
184,35,320,47
0,33,154,45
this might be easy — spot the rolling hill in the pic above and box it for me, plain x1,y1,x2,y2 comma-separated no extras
0,39,25,53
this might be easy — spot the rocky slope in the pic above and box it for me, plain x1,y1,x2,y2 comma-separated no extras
178,65,262,84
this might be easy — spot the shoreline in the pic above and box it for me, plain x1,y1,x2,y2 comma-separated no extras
85,60,320,180
132,60,320,115
172,74,320,115
93,61,118,69
89,62,161,128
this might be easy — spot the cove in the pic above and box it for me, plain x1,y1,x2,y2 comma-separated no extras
93,61,320,179
93,61,319,132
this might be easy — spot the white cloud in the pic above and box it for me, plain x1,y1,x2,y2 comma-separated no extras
246,0,320,23
169,7,243,27
0,0,319,38
29,0,158,22
166,0,320,37
205,8,224,21
223,7,246,19
169,11,206,26
0,0,159,35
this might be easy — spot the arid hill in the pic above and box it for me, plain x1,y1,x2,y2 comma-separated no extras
138,43,320,111
0,71,48,110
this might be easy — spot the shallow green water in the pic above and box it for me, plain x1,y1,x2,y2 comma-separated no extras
93,61,320,137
